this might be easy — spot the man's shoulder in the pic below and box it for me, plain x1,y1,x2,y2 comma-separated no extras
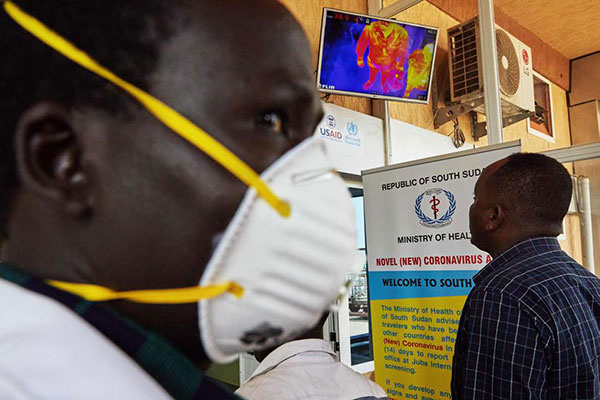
478,249,599,298
0,279,170,399
470,249,600,335
330,361,388,398
236,371,301,399
237,368,387,400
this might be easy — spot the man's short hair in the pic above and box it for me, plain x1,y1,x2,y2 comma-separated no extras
0,0,172,234
487,152,572,226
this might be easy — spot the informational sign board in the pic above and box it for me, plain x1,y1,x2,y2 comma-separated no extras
363,142,521,400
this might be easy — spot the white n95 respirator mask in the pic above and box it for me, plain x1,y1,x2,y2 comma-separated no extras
199,137,358,363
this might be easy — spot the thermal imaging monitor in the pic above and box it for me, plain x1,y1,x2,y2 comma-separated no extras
317,8,439,104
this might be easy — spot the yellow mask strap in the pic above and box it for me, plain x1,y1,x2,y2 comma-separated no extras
47,280,244,304
3,1,290,218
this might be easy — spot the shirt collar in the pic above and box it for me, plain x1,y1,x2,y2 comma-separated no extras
248,339,336,381
473,236,562,285
0,262,217,399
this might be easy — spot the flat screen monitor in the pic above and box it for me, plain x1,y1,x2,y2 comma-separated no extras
317,8,439,104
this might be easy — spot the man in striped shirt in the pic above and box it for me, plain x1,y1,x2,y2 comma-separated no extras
452,153,600,399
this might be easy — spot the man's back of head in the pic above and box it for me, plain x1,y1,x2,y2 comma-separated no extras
470,152,572,256
488,153,572,229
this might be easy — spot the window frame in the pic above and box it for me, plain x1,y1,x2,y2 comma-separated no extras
527,70,556,143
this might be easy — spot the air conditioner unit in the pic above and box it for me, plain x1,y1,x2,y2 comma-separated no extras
448,18,535,116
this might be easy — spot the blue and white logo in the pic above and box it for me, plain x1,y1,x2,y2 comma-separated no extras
415,188,456,228
346,121,358,136
326,115,336,129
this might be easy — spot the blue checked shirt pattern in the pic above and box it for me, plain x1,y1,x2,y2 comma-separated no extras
451,237,600,399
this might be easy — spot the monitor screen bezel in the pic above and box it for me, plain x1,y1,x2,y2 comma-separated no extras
316,7,440,104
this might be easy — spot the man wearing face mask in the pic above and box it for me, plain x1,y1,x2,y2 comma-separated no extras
0,1,357,398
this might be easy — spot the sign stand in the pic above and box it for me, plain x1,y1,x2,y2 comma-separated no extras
362,141,520,399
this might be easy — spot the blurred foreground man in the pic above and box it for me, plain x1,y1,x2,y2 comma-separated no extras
451,153,600,399
0,1,358,398
236,314,387,400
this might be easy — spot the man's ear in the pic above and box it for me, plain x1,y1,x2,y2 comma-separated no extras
484,204,505,232
15,102,92,217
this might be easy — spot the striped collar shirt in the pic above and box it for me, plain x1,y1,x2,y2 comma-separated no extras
451,237,600,399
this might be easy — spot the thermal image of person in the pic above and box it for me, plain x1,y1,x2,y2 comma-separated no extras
404,43,434,97
356,20,409,93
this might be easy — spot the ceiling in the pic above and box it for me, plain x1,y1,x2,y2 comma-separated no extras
494,0,600,59
382,0,600,59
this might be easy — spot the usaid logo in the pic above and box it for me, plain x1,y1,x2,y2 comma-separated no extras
326,115,336,129
346,121,358,136
320,127,343,140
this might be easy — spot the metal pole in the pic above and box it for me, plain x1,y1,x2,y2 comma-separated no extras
373,100,393,165
477,0,503,144
542,142,600,164
367,1,394,166
382,101,393,165
578,177,596,274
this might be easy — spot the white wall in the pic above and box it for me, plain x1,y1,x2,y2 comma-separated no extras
390,118,472,164
314,103,472,174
